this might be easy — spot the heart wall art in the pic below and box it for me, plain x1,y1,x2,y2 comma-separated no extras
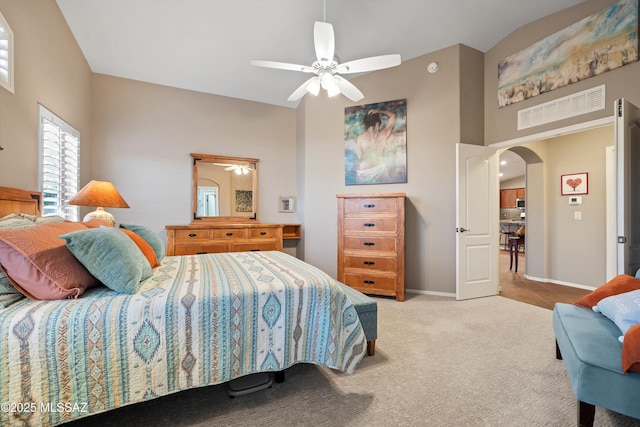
561,172,588,195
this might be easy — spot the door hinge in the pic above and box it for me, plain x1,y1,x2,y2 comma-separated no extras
618,236,627,243
618,99,623,117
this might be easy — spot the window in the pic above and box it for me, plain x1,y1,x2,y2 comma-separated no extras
0,11,13,93
38,105,80,221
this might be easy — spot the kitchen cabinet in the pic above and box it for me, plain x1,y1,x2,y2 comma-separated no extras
500,188,525,208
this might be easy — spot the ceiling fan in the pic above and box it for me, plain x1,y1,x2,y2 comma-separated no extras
251,20,401,102
214,163,253,175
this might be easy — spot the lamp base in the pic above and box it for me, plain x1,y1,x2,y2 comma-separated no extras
83,207,115,227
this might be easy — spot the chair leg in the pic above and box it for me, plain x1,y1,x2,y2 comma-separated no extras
578,400,595,427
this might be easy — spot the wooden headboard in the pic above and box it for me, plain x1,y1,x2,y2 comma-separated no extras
0,186,42,217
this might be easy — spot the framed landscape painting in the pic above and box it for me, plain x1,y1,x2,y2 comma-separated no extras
498,0,638,108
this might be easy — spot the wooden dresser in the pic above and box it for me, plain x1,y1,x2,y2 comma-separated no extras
337,193,405,301
165,223,286,255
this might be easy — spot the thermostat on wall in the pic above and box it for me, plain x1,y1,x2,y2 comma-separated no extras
569,196,582,205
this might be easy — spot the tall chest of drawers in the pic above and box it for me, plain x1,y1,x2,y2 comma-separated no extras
337,193,405,301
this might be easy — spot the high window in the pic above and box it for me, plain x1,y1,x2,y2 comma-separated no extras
0,11,13,93
38,105,80,220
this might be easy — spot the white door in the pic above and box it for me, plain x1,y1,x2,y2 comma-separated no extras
456,143,499,300
616,99,640,276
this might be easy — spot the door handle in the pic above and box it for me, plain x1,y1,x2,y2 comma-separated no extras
457,227,468,233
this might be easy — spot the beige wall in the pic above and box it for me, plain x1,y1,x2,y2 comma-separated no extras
300,44,484,294
0,0,92,190
485,0,640,143
90,74,298,243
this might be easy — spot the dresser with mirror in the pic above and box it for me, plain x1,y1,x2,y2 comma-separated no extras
165,153,300,256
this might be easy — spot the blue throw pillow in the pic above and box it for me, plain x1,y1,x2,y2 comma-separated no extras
61,227,152,294
594,289,640,342
119,224,165,260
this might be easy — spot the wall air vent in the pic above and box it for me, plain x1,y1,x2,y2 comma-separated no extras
517,85,605,130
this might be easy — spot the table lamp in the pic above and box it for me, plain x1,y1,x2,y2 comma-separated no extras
68,180,130,226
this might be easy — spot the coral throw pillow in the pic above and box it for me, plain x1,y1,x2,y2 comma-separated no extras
574,274,640,309
0,222,100,300
622,322,640,373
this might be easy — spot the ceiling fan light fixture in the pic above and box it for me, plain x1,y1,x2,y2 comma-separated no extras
327,85,341,97
306,77,321,96
320,71,336,90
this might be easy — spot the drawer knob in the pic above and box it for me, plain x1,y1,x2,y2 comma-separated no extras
363,261,375,266
196,251,207,254
226,232,234,236
363,242,375,247
364,223,375,227
260,231,267,235
364,280,375,285
363,204,376,208
188,233,197,237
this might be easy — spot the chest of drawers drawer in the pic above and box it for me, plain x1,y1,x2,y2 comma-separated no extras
249,228,278,239
343,273,397,293
212,229,248,239
174,229,212,242
174,243,229,255
343,236,396,252
231,241,279,252
343,254,397,272
343,197,398,214
343,217,397,233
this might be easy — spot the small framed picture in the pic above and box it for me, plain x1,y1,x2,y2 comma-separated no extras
279,196,295,213
561,172,588,195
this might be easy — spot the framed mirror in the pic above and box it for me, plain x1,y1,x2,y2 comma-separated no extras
191,153,258,222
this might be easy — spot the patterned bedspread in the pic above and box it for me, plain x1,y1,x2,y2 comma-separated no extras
0,251,366,426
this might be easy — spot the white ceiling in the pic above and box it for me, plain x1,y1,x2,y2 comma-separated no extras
499,150,526,183
55,0,584,108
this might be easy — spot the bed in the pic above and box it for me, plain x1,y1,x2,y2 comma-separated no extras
0,187,367,426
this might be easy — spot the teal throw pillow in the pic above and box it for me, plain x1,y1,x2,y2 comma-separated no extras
119,224,165,260
61,227,152,294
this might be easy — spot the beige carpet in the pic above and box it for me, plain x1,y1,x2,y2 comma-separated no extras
65,295,640,427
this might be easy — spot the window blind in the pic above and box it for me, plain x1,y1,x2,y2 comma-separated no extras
0,11,13,93
39,105,80,221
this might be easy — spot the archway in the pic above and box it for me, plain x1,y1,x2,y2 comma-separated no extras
499,146,544,279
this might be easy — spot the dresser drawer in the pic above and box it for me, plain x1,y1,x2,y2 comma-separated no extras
344,236,396,252
231,241,278,252
212,229,248,239
343,217,397,233
343,254,396,272
174,243,229,255
344,273,396,291
344,197,397,214
249,228,278,239
174,229,212,242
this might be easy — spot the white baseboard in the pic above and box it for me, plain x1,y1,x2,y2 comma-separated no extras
523,275,596,291
406,288,456,298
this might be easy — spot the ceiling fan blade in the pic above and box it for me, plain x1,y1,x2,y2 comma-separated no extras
334,76,364,102
314,21,335,64
287,76,319,102
336,54,401,74
251,60,314,73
